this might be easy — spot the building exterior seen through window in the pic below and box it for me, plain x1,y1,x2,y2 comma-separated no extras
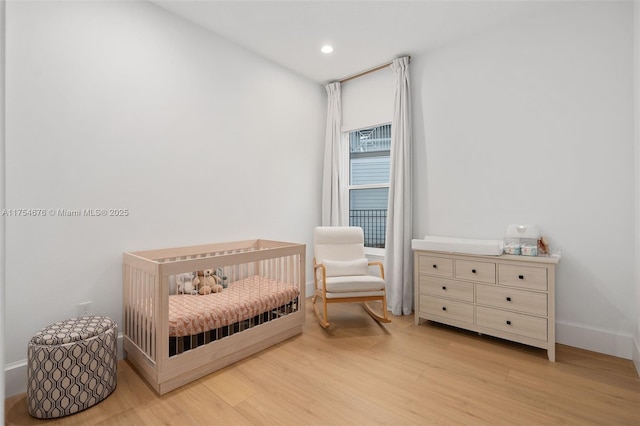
348,124,391,248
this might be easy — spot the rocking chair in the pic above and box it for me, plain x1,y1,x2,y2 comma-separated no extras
312,226,391,328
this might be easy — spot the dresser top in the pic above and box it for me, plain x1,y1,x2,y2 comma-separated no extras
413,249,560,265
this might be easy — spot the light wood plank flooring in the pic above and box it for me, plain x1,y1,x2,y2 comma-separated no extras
5,301,640,425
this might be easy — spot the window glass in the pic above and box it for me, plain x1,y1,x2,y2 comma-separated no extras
347,124,390,248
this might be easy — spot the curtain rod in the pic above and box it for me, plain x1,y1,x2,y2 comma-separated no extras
338,56,411,84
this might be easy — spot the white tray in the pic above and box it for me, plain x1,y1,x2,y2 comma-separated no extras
411,236,504,256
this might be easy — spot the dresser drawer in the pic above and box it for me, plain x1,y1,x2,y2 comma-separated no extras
419,275,474,302
476,306,547,341
498,264,547,291
455,259,496,284
420,297,474,325
419,255,453,277
476,284,547,316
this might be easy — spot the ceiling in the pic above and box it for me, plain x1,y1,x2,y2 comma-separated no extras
152,0,558,84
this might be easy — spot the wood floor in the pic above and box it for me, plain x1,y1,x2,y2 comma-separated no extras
5,301,640,425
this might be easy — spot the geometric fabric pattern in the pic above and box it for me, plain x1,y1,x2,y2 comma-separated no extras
27,316,117,419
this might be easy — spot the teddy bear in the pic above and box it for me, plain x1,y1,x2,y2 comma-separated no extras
176,272,196,295
214,267,229,289
194,269,223,295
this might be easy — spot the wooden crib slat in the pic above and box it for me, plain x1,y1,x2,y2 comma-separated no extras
144,271,151,358
151,274,157,361
140,271,146,355
138,272,144,355
134,269,140,349
152,273,158,361
123,264,130,338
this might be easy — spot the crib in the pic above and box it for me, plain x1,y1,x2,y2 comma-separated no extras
122,239,305,395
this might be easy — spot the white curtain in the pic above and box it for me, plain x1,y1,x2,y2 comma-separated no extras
384,56,413,316
321,82,344,226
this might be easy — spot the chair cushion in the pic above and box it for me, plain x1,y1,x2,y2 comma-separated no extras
315,226,364,244
314,227,366,262
323,259,369,277
325,275,385,293
325,290,386,299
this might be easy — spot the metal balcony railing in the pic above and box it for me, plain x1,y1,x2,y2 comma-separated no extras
349,209,387,248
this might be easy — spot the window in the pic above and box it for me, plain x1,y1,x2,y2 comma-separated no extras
347,124,391,248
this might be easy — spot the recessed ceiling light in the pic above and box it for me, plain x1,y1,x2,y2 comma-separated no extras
321,45,333,54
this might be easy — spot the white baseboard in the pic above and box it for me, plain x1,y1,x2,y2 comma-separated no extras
556,320,634,360
4,333,125,398
305,281,314,299
633,336,640,377
4,359,27,399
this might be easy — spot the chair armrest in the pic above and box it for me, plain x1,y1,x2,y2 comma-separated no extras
313,260,327,292
368,261,385,279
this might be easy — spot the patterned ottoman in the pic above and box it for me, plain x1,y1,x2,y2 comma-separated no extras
27,316,117,419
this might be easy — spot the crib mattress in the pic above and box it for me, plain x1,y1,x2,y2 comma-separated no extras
169,275,299,337
411,236,504,256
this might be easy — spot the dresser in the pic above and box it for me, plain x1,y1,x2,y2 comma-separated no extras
413,250,559,361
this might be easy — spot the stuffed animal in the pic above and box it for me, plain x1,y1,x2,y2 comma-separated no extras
214,267,228,289
176,272,196,295
194,269,223,295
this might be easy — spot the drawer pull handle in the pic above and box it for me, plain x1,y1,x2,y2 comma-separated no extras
442,286,447,290
506,297,512,302
442,307,447,311
433,264,437,269
518,275,524,280
472,269,477,274
506,320,512,325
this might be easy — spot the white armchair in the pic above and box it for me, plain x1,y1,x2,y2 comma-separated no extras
312,226,390,328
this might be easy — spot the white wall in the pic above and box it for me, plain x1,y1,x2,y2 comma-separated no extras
4,0,324,397
634,0,640,375
413,1,636,358
0,0,5,417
